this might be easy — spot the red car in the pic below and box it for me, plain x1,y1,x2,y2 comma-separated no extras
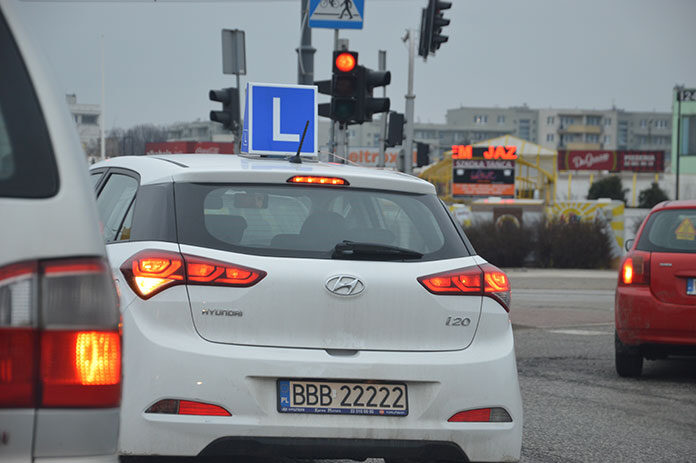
615,200,696,377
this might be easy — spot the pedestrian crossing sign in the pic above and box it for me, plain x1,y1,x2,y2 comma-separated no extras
308,0,364,30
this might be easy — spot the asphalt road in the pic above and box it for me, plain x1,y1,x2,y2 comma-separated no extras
348,284,696,463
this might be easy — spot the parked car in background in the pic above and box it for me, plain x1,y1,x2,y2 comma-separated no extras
0,0,121,461
91,154,523,463
615,200,696,377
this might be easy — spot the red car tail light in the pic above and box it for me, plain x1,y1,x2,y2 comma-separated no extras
121,250,266,299
418,263,511,311
447,407,512,423
0,258,121,409
620,251,650,285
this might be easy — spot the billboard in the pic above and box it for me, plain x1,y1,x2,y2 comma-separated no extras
451,145,517,198
557,150,664,172
145,142,235,155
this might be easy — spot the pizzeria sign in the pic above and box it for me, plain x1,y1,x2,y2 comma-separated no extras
557,150,664,172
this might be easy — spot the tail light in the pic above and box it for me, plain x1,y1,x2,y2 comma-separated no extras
447,407,512,423
620,251,650,285
121,250,267,300
287,176,348,186
145,399,231,416
418,263,511,311
0,258,121,409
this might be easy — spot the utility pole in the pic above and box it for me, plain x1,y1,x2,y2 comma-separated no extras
675,86,682,200
402,29,416,175
297,0,316,85
377,50,387,168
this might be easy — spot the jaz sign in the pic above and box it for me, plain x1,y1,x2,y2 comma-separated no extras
452,145,518,160
558,150,664,172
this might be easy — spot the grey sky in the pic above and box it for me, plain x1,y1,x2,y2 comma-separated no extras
13,0,696,130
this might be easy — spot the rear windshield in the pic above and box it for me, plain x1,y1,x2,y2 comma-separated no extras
637,209,696,253
175,183,471,261
0,12,58,198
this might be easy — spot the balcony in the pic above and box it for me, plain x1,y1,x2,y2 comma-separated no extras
558,124,602,134
564,142,602,150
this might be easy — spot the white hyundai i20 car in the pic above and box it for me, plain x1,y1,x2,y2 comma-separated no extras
91,154,522,462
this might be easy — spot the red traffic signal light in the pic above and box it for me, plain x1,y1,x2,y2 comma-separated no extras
334,51,357,73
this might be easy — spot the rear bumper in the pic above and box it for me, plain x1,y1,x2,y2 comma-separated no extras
615,285,696,347
118,298,522,462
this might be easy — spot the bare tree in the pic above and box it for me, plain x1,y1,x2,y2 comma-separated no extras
107,124,167,156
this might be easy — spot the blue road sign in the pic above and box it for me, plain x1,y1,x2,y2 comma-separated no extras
309,0,364,30
241,82,317,157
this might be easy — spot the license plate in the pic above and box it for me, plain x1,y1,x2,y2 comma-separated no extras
688,278,696,296
277,379,408,416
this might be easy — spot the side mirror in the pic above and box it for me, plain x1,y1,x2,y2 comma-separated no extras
624,238,634,252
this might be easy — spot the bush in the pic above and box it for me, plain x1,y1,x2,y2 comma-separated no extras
533,217,614,269
587,176,628,204
464,217,615,269
638,182,669,209
464,219,533,268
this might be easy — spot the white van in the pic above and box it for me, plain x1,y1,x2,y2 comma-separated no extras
0,1,121,461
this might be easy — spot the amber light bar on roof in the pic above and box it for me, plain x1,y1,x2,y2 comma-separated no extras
287,176,349,186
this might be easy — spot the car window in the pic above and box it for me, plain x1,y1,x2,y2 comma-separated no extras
0,12,58,198
175,183,470,261
96,173,138,242
637,209,696,253
90,172,104,190
116,201,134,241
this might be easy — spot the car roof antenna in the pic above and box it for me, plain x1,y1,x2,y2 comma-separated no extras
289,120,309,164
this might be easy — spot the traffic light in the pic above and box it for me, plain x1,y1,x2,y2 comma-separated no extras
386,112,405,147
316,51,360,124
416,142,431,167
418,0,452,58
357,67,391,123
209,87,240,131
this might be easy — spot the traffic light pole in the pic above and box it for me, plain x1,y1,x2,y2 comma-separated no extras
403,29,416,175
377,50,387,168
328,29,340,163
297,0,316,86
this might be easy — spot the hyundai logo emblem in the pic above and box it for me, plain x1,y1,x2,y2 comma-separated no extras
325,275,365,297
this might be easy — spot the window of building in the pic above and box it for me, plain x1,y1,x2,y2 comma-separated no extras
603,135,611,144
604,117,611,126
640,119,647,128
618,121,628,147
655,119,668,129
497,115,505,124
518,119,530,140
560,116,575,128
586,134,599,143
546,116,555,125
81,114,98,125
546,134,554,142
586,116,601,126
680,116,696,155
473,115,487,125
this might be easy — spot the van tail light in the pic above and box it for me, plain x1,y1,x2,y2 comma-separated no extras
121,250,267,299
0,258,120,409
145,399,231,416
620,251,650,285
418,263,511,311
447,407,512,423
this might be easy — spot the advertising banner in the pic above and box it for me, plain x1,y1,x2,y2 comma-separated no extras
452,146,516,198
145,142,235,155
558,150,664,172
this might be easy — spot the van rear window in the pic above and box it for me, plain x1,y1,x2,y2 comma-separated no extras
0,12,58,198
175,183,471,261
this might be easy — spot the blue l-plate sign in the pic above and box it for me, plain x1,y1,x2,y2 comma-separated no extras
241,82,317,157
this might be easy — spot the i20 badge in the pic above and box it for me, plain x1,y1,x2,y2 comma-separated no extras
325,275,365,297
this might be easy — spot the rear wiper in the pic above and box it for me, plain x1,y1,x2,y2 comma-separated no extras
332,240,423,261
